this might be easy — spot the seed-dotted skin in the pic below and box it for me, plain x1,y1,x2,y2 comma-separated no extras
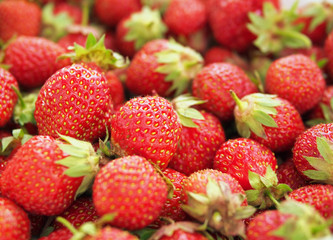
92,155,168,230
292,123,333,180
192,63,257,121
34,64,113,142
0,135,83,216
85,226,139,240
111,96,182,170
276,159,308,190
169,111,226,175
214,138,277,190
0,197,30,240
38,228,73,240
265,54,326,114
0,68,18,127
160,230,208,240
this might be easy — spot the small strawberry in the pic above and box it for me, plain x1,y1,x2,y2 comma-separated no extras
0,197,30,240
125,39,203,97
169,110,226,175
0,0,41,41
164,0,207,36
0,67,18,127
3,36,68,89
265,54,326,114
192,62,257,121
92,155,168,230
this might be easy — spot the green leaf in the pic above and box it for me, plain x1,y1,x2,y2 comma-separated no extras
58,145,88,158
1,136,14,152
253,110,278,128
316,136,333,164
245,189,260,202
248,171,263,190
64,164,92,177
303,169,329,181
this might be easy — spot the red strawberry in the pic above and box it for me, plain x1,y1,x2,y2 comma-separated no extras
292,123,333,183
84,226,139,240
58,33,90,50
158,230,207,240
0,197,30,240
110,95,182,170
0,0,41,41
265,54,326,114
125,39,203,97
324,30,333,79
92,155,168,230
4,36,68,89
105,71,125,110
94,0,141,27
151,224,208,240
169,110,226,175
54,2,82,24
34,64,113,142
38,228,72,240
0,68,18,127
192,62,257,121
164,0,207,36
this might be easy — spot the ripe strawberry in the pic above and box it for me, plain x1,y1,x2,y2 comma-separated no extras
125,39,203,97
0,197,30,240
164,0,207,36
0,0,41,41
94,0,141,27
288,184,333,220
159,230,207,240
231,93,305,152
53,2,82,24
151,225,208,240
276,158,308,190
34,64,113,142
265,54,326,114
169,110,226,175
0,68,18,127
92,155,168,230
292,123,333,183
4,36,68,89
105,71,125,110
58,33,90,50
39,228,73,240
324,30,333,79
192,62,257,121
84,226,139,240
110,95,182,169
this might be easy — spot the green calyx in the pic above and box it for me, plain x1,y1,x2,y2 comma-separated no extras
41,3,74,42
12,86,38,126
246,166,292,209
1,128,32,155
61,33,129,70
247,1,312,54
182,178,256,238
273,199,332,240
141,0,171,14
155,39,203,96
124,7,167,50
56,134,100,198
231,91,281,139
172,94,206,128
303,136,333,184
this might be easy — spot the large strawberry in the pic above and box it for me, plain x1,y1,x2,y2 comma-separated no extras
0,0,41,41
0,197,30,240
92,155,168,230
125,39,202,97
169,110,226,175
192,62,257,121
265,54,326,114
3,36,68,89
0,67,18,127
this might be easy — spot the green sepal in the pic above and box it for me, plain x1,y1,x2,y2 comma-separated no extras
124,7,167,50
155,39,203,96
1,128,32,154
247,1,311,54
41,3,74,42
61,33,129,70
302,2,333,34
231,91,281,139
172,94,205,128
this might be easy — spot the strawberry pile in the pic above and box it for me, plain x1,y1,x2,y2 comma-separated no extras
1,0,333,239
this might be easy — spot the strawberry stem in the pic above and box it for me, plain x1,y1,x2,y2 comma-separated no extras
11,85,26,108
265,190,280,208
56,217,80,234
229,90,247,111
81,0,91,26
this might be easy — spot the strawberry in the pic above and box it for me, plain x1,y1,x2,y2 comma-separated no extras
163,0,207,36
110,95,182,169
3,36,68,89
34,64,113,142
125,39,203,97
192,62,257,121
169,110,226,175
115,7,167,58
38,228,73,240
265,54,326,114
324,30,333,79
58,33,91,50
231,93,305,152
292,123,333,183
53,2,82,24
288,184,333,220
84,226,139,240
0,134,100,215
307,86,333,125
94,0,141,27
0,0,41,41
0,197,30,240
0,67,18,127
105,71,125,110
92,155,168,230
